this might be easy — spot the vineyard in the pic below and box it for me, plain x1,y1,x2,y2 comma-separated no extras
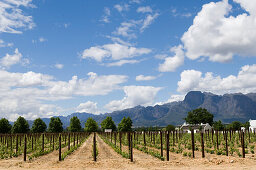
0,130,256,169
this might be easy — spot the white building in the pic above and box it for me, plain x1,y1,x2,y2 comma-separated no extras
249,119,256,132
180,122,212,133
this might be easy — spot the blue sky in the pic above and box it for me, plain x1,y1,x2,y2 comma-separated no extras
1,0,256,121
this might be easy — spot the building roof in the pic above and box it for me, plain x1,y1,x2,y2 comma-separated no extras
180,122,211,130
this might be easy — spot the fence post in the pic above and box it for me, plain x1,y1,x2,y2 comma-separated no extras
93,132,96,161
130,133,133,162
248,128,251,143
211,129,214,143
10,135,12,150
160,131,163,158
114,132,116,146
73,133,75,147
24,135,27,161
119,132,122,151
172,131,175,147
77,134,78,145
111,132,112,143
68,133,70,150
166,131,169,161
225,130,228,156
53,134,55,150
201,131,205,158
16,135,18,154
242,131,245,158
128,133,131,158
32,135,34,150
216,130,219,150
153,132,155,145
59,134,61,161
143,131,146,146
19,135,21,146
42,133,44,152
65,134,66,145
191,130,195,158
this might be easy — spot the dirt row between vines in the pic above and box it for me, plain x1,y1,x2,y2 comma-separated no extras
1,134,256,169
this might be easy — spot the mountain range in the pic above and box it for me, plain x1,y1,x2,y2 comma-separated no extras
27,91,256,128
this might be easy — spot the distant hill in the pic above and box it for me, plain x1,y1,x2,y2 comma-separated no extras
27,91,256,128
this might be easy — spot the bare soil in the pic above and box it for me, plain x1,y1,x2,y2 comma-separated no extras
1,134,256,170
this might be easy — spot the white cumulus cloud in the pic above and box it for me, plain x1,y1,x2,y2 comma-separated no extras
182,0,256,62
0,0,35,34
136,75,156,81
0,70,128,120
177,64,256,95
105,86,162,111
0,48,29,69
76,101,99,114
158,45,184,72
81,43,151,62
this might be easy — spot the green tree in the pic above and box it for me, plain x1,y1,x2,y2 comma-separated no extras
213,120,224,131
244,121,250,130
84,118,98,132
101,116,116,132
166,124,175,131
228,121,242,131
12,116,30,133
31,118,47,133
0,118,12,133
185,108,214,125
69,116,82,132
48,117,63,132
118,117,132,132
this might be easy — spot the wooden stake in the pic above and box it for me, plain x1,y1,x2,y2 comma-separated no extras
68,133,70,150
143,131,146,146
24,135,27,161
225,130,228,156
16,135,18,154
119,132,122,151
160,131,163,158
59,134,61,161
166,131,169,161
242,131,245,158
191,130,195,158
42,133,44,152
201,131,205,158
130,133,133,162
93,133,96,161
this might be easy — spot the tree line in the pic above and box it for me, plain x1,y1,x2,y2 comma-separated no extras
183,108,251,131
0,108,251,134
0,116,132,134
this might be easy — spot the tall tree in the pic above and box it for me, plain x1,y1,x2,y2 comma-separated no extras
101,116,116,132
84,118,98,132
31,118,47,133
69,116,82,132
228,121,242,131
12,116,30,133
166,124,175,131
0,118,12,133
244,121,250,130
48,117,63,132
118,117,132,132
213,120,224,131
185,108,214,125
